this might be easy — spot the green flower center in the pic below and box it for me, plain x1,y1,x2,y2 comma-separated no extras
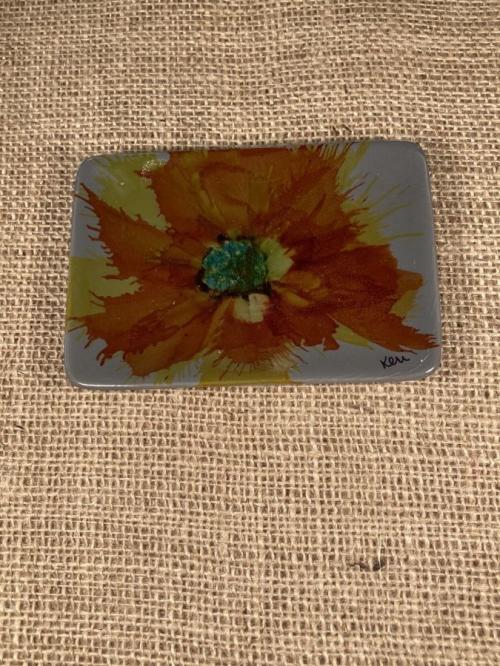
201,239,268,296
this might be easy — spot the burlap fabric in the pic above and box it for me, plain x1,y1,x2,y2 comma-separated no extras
0,1,498,664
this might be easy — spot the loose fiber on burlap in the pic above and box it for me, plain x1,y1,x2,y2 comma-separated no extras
0,1,498,664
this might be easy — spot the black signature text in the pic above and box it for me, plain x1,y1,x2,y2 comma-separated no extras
379,353,415,369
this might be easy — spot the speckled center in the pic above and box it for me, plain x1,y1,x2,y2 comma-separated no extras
201,239,267,295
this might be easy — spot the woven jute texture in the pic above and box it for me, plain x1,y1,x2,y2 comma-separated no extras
0,1,498,664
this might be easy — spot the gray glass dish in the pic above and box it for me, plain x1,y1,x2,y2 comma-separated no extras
65,141,441,388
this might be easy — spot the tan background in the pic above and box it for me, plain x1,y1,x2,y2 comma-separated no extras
0,1,498,664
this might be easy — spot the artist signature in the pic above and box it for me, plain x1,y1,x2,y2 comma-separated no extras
379,351,416,369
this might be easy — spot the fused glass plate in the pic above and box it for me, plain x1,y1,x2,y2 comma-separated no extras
65,141,441,388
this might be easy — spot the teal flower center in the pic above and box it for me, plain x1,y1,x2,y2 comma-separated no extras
201,239,268,296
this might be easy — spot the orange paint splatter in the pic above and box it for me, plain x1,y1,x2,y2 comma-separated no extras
76,144,436,380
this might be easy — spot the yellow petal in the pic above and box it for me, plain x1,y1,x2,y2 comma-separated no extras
199,351,293,386
94,153,168,229
258,237,293,281
334,324,371,347
233,294,270,323
67,256,138,322
273,285,310,308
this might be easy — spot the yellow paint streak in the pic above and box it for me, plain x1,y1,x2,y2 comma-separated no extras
233,294,269,323
391,289,418,317
151,359,197,385
334,143,414,247
334,324,371,348
67,257,138,323
94,153,168,229
273,285,310,308
259,237,293,281
336,141,370,191
199,352,292,385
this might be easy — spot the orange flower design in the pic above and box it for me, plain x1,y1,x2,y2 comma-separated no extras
74,144,436,384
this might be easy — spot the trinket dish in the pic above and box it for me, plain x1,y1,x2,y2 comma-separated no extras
65,141,440,387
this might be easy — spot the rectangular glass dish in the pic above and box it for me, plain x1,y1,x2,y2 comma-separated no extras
65,141,440,388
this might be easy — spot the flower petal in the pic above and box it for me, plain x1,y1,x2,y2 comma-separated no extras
124,306,215,376
82,186,172,278
213,298,288,364
146,147,334,239
82,280,212,360
269,294,339,350
307,245,403,309
233,294,270,323
146,151,236,238
252,145,357,239
333,305,437,351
